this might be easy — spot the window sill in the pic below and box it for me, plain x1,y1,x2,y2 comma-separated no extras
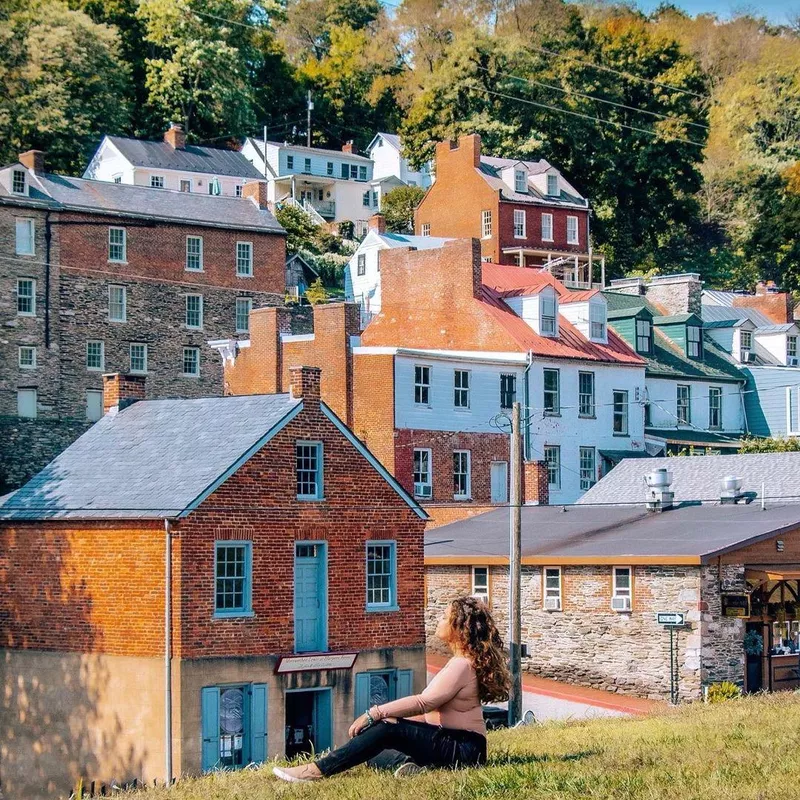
366,604,400,613
213,610,255,619
544,412,561,417
19,365,37,370
513,235,526,240
185,268,205,273
109,319,127,324
578,414,596,420
17,313,36,318
130,370,148,376
297,495,326,502
181,373,201,378
453,407,471,412
453,496,472,502
108,260,128,265
541,239,554,244
612,433,630,438
237,273,254,279
185,327,204,332
15,251,35,257
87,367,104,373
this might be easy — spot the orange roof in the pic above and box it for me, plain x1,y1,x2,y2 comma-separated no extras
481,263,559,297
559,289,599,303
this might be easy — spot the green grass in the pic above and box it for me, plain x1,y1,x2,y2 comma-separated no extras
143,693,800,800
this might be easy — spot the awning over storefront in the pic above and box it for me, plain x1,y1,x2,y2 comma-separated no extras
746,566,800,582
645,428,745,450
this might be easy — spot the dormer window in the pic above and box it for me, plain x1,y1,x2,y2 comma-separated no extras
740,330,753,361
687,325,702,359
590,303,606,341
636,318,652,354
541,295,557,336
546,174,558,197
514,169,527,193
12,169,26,195
788,336,797,364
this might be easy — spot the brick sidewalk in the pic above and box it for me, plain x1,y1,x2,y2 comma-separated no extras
427,654,666,716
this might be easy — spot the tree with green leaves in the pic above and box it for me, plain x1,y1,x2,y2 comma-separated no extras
381,185,426,232
739,436,800,453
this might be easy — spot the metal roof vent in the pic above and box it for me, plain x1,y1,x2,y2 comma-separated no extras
720,475,744,505
645,468,674,512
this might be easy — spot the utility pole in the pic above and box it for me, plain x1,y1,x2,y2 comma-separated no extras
306,91,313,148
508,401,523,726
262,124,268,178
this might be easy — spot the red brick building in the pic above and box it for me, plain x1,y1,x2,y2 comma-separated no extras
0,368,426,798
414,135,603,288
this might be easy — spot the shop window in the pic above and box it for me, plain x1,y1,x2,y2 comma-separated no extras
201,683,267,772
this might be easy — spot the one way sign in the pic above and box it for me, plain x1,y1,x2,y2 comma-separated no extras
656,612,686,626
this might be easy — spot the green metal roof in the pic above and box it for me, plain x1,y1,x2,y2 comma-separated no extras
652,313,702,326
645,428,745,448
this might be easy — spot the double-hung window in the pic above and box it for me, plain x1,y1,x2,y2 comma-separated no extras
709,386,722,429
543,567,562,611
612,566,632,611
185,294,203,329
287,155,294,170
186,236,203,271
500,373,516,409
18,346,36,369
454,369,470,409
740,330,753,361
540,295,556,335
183,347,200,376
543,368,560,414
789,336,798,360
687,325,702,358
676,385,691,424
358,166,367,181
86,340,104,371
544,445,561,489
214,542,252,616
414,365,430,405
613,390,629,434
366,541,397,610
180,179,192,192
453,450,471,499
150,175,164,188
421,223,431,237
546,174,558,196
17,278,35,316
541,213,553,241
481,210,492,239
590,303,606,340
472,567,489,602
578,371,595,417
130,343,148,374
296,442,323,499
108,227,126,262
579,446,596,490
235,297,252,333
413,448,432,498
566,216,579,245
357,254,366,276
15,218,34,255
236,242,253,277
514,170,527,193
636,318,652,353
304,157,311,173
362,191,371,207
108,285,126,322
327,161,334,176
513,209,526,238
11,169,26,195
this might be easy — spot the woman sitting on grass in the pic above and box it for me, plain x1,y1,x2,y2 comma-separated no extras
273,597,511,783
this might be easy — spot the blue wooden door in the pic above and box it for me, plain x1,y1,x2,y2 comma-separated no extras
294,544,326,652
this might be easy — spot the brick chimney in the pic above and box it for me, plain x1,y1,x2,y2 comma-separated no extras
434,134,482,179
368,213,386,234
522,461,549,506
733,289,793,324
289,365,321,406
18,150,45,174
164,122,186,150
242,180,269,209
342,141,355,154
103,373,146,415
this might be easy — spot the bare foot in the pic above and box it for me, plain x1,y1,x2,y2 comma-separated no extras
273,763,324,783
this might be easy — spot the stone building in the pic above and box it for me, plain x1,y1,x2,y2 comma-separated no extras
425,453,800,702
0,150,286,492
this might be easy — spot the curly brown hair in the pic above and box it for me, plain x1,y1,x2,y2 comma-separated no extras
446,597,511,703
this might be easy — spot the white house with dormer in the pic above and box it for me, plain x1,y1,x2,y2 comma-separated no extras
366,133,433,188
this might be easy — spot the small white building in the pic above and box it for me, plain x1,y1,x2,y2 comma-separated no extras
366,133,433,188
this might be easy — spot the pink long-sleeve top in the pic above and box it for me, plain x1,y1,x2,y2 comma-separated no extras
370,656,486,736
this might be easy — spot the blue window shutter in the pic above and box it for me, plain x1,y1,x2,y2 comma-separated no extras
250,683,268,764
354,672,371,717
201,687,220,772
391,543,398,606
396,669,413,700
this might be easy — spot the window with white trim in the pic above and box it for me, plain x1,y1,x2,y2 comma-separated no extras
481,210,492,239
235,297,252,333
421,223,431,237
186,236,203,271
566,216,579,245
17,388,36,418
130,343,148,374
112,174,122,184
362,191,371,207
543,567,562,610
413,448,432,498
12,169,26,195
150,175,165,188
472,567,489,602
180,179,192,192
359,165,368,181
235,184,242,197
579,446,596,491
86,340,104,371
108,285,126,322
676,384,690,424
236,241,253,276
453,450,471,499
590,303,606,340
578,371,595,417
513,209,526,238
414,365,430,405
740,330,753,361
540,295,557,335
108,227,126,262
544,445,560,489
15,218,34,255
788,387,800,434
296,441,323,499
789,336,798,360
17,278,35,316
185,294,203,329
357,253,366,276
613,390,629,434
708,386,722,429
636,318,652,353
182,347,200,376
86,389,103,422
366,541,396,608
612,566,632,602
454,369,470,409
541,213,553,242
514,170,527,193
18,345,36,369
546,173,558,196
543,368,560,414
687,325,702,358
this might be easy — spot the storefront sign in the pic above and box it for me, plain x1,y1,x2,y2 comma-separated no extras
721,594,751,618
656,612,686,626
275,652,359,674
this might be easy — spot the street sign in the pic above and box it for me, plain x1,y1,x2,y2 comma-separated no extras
657,612,685,626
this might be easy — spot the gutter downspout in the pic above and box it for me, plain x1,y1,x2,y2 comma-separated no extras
523,351,533,460
44,210,52,348
164,519,173,785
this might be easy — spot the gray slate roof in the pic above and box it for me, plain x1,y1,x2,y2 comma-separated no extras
477,157,587,207
578,453,800,507
424,501,800,562
1,171,284,233
701,304,774,329
0,394,301,520
246,137,373,164
106,136,264,178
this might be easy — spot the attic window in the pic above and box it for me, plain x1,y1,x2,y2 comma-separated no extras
541,295,557,336
514,170,527,193
590,303,606,340
546,174,558,197
687,325,702,359
636,318,652,354
11,169,26,195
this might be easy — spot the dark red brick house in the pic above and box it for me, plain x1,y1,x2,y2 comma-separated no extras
0,367,426,798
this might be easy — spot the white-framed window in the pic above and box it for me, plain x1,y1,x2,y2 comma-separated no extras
579,446,596,491
185,294,203,329
296,441,323,499
150,175,165,189
541,213,553,242
357,253,366,276
472,566,489,602
740,330,753,361
687,325,702,358
15,218,35,255
362,191,371,207
303,157,311,173
180,179,192,193
182,347,200,377
130,342,148,374
414,365,430,405
540,295,557,335
566,215,579,245
235,297,252,333
327,161,334,176
578,371,595,417
612,566,632,611
358,165,367,181
544,445,561,489
12,169,27,195
236,241,253,276
789,336,798,359
514,170,527,193
112,174,122,184
546,173,558,196
108,227,126,262
590,303,606,340
613,390,629,434
543,566,562,611
366,541,397,609
453,450,471,499
636,318,652,353
86,389,103,422
18,345,36,369
481,210,492,239
17,388,37,418
676,384,690,425
235,184,243,197
186,236,203,271
16,278,35,316
543,368,560,413
513,209,526,238
86,340,104,371
108,285,126,322
413,448,432,499
421,223,431,237
709,386,722,429
454,369,470,409
787,387,800,434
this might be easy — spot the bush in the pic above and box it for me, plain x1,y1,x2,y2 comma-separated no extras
304,277,328,305
706,681,742,703
382,185,426,233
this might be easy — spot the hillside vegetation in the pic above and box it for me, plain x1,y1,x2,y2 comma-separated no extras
138,692,800,800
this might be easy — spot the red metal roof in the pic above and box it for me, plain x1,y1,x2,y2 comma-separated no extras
559,289,599,303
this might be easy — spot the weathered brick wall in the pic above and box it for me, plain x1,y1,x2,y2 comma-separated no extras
426,563,706,701
351,352,396,472
700,563,746,688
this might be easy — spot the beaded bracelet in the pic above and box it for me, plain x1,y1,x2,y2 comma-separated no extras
364,708,376,728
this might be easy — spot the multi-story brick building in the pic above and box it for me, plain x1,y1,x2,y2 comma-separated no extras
214,239,646,512
414,135,604,288
0,150,286,492
0,368,427,798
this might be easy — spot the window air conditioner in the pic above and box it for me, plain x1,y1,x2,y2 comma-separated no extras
544,597,562,611
414,484,432,499
611,596,632,612
789,357,799,367
740,349,754,363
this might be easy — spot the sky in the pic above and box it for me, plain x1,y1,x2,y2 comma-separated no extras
635,0,797,25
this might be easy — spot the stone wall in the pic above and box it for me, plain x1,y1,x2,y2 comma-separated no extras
700,563,746,688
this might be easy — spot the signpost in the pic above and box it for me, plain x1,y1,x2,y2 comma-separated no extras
657,612,686,704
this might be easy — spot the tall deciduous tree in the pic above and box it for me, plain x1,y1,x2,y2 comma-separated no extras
381,185,426,232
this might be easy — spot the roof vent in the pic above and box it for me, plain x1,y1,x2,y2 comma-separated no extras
720,475,744,505
645,468,673,512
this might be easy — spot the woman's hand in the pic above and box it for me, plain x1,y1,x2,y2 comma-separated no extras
348,713,371,738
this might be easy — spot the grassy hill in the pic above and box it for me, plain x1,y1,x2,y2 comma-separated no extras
141,693,799,800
